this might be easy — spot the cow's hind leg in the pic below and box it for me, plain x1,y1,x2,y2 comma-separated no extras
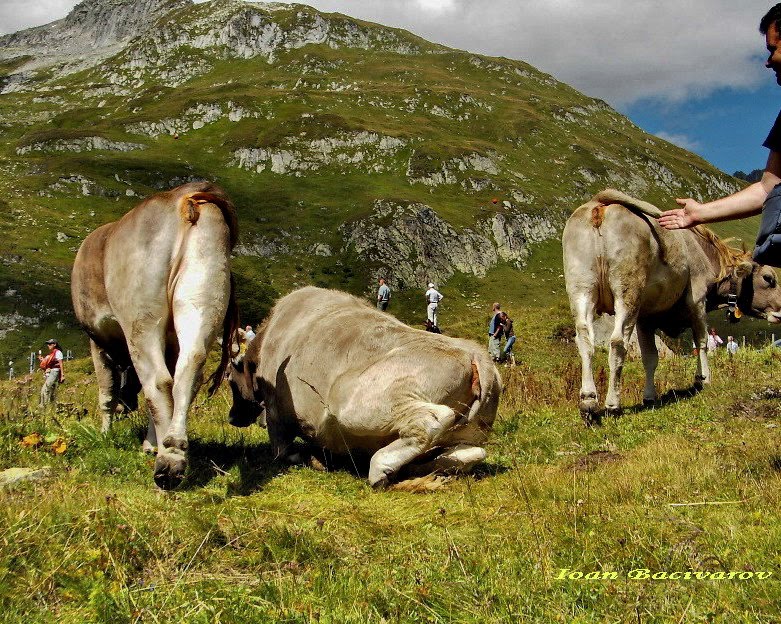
636,321,659,405
368,402,457,489
129,328,179,489
571,293,599,419
90,339,119,433
604,300,638,416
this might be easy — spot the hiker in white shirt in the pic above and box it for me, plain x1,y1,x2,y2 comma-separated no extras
425,283,443,328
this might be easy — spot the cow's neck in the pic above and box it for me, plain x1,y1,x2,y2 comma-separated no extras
694,232,737,311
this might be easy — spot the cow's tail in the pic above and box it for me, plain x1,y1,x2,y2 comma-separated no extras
178,189,239,250
591,188,668,265
593,188,662,218
466,353,501,431
208,272,239,397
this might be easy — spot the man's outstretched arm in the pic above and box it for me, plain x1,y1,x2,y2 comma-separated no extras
658,150,781,229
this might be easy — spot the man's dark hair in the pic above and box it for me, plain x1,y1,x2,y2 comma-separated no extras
760,3,781,35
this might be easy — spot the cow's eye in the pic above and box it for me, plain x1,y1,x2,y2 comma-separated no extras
764,274,777,288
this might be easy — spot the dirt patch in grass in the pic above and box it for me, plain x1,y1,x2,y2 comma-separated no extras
567,450,624,472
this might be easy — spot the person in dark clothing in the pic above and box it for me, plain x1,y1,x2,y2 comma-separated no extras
500,311,516,363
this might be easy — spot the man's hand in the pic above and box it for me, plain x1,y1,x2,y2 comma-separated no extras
658,198,702,230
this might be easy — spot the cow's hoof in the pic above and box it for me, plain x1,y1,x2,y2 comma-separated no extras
162,434,188,452
370,476,390,490
580,409,601,427
605,406,623,418
153,453,187,490
228,412,257,428
579,397,599,414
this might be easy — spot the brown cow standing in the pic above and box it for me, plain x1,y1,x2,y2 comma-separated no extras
563,189,781,421
72,182,239,488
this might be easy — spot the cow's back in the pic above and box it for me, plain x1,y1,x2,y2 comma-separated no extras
564,200,697,317
252,287,499,450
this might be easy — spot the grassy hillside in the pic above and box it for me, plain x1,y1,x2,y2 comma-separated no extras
0,0,750,369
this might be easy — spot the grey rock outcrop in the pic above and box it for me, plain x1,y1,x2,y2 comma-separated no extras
0,0,192,86
0,466,52,488
341,200,559,288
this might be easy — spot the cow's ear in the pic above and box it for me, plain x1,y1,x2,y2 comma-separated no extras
734,261,754,280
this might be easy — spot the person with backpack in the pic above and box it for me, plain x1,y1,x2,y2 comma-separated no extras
500,311,516,363
39,338,64,407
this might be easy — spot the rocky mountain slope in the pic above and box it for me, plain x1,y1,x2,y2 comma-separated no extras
0,0,743,364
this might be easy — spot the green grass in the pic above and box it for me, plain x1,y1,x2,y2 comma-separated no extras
2,311,781,622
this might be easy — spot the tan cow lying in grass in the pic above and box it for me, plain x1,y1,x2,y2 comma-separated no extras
72,182,239,488
227,287,501,488
563,189,781,421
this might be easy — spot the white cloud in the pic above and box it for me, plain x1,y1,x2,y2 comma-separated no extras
414,0,456,13
655,131,700,152
1,0,775,106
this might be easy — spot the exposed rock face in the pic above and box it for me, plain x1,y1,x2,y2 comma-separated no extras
341,200,559,288
16,136,147,154
233,131,407,175
126,101,262,137
0,0,192,85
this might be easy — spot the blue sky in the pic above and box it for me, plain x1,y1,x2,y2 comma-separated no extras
624,83,779,175
2,0,779,177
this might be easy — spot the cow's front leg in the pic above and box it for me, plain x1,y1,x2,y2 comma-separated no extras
635,321,659,405
369,402,457,488
408,444,487,477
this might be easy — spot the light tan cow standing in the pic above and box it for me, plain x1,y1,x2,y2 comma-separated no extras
563,189,781,421
227,287,501,488
72,182,239,488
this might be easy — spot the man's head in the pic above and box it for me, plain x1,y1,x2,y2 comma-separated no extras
379,278,385,285
500,311,508,320
428,283,435,289
245,325,252,332
728,336,734,341
492,302,501,312
762,4,781,84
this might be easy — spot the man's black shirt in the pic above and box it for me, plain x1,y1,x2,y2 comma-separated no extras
764,109,781,152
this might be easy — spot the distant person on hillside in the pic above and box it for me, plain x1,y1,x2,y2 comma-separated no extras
500,311,516,364
377,278,391,311
727,335,740,357
659,4,781,269
425,283,443,330
244,325,256,343
488,302,503,361
706,327,723,355
38,338,64,408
